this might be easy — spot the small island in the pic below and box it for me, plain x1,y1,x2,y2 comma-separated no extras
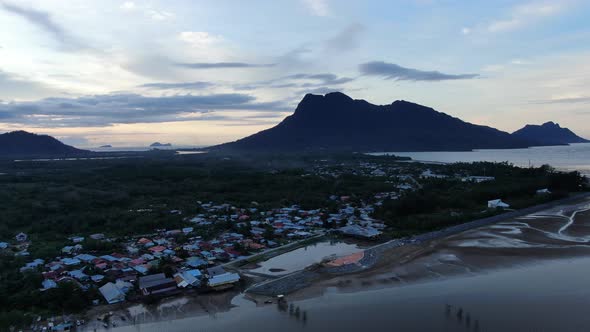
99,145,112,148
150,142,172,147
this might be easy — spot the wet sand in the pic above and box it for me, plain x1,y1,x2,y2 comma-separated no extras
291,198,590,298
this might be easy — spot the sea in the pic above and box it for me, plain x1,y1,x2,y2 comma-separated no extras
370,143,590,177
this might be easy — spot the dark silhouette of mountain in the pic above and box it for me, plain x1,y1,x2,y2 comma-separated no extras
150,142,172,147
0,131,87,156
99,145,113,148
214,92,540,152
512,122,589,145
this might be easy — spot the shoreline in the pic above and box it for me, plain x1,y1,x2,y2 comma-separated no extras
245,192,590,297
79,194,590,331
77,193,590,330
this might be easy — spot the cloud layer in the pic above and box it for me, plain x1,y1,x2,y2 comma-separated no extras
0,93,289,127
175,62,276,69
359,61,479,81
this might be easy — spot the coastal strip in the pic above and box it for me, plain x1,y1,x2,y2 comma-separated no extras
247,192,590,296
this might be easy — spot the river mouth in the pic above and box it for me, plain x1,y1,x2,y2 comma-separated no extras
85,198,590,331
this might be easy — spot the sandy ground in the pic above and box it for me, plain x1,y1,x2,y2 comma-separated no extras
279,198,590,301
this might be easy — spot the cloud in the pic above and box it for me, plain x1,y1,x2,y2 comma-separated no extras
232,73,354,91
1,2,83,50
359,61,479,81
461,27,471,35
175,62,276,69
178,31,222,46
120,2,136,10
0,93,290,127
301,0,330,16
138,81,215,90
120,2,174,21
533,97,590,104
285,73,355,85
488,2,565,33
325,23,366,52
0,70,59,100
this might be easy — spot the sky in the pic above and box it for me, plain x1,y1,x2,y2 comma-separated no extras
0,0,589,148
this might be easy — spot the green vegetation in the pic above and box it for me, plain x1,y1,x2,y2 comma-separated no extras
0,153,586,330
374,162,586,236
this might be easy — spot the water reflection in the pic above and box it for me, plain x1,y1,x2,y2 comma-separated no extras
445,304,481,331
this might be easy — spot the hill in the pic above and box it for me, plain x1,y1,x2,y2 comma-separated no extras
512,122,589,145
214,92,539,152
0,131,87,157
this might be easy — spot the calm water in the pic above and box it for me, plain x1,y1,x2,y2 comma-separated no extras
371,143,590,176
250,241,360,276
110,257,590,332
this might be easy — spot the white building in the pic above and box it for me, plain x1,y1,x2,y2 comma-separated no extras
488,199,510,209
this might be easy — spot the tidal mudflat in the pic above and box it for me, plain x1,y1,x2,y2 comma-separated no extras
92,198,590,331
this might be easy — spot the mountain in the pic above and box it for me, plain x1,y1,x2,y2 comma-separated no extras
99,145,113,148
150,142,172,147
0,131,87,156
512,122,589,145
214,92,539,152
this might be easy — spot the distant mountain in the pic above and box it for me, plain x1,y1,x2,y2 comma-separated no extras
512,122,589,145
99,145,113,148
0,131,87,156
150,142,172,147
214,92,539,152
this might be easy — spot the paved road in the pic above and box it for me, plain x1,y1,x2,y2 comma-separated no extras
247,192,590,296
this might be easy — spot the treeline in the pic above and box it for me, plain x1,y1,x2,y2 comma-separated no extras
0,254,97,330
374,162,586,235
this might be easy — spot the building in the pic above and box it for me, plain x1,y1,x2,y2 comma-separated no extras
90,233,105,240
138,273,177,296
338,224,382,239
15,232,28,242
206,266,240,290
488,199,510,209
99,282,126,304
185,257,207,268
173,270,201,288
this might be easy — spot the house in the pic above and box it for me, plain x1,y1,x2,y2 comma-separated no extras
463,176,495,183
173,270,201,288
70,236,85,243
41,279,58,290
536,188,552,195
20,259,45,272
488,199,510,209
185,257,207,268
138,273,177,296
90,233,105,240
15,232,27,242
62,258,81,266
91,275,105,283
69,269,89,281
99,282,126,304
206,266,240,290
338,224,382,239
75,254,97,263
148,245,166,253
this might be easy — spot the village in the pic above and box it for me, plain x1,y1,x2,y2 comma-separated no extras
0,158,560,331
7,192,392,330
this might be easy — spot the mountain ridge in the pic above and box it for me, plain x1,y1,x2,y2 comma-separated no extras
0,131,87,157
512,122,589,145
214,92,545,152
